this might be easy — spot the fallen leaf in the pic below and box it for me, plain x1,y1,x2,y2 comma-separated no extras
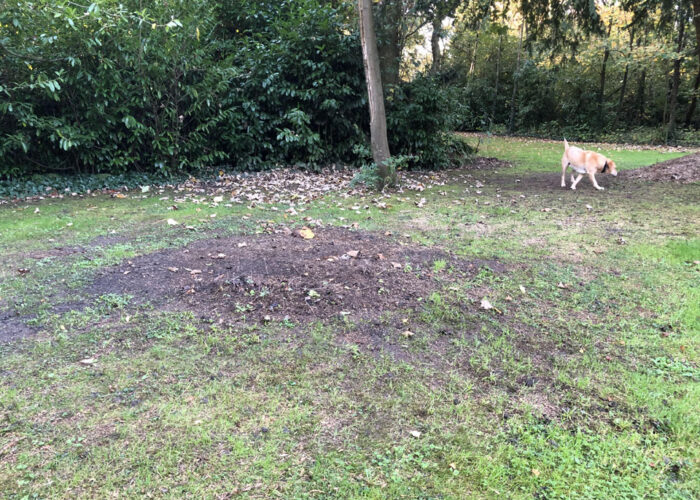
307,289,320,299
585,204,593,210
557,282,569,289
531,468,541,477
298,227,315,239
238,242,247,248
519,285,526,294
167,267,179,272
167,218,179,225
346,250,359,258
480,298,493,310
212,253,226,259
17,268,30,275
410,430,422,438
391,262,402,269
190,269,202,275
79,358,97,366
401,330,414,338
416,198,426,208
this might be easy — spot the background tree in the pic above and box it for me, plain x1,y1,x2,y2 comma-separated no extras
358,0,394,188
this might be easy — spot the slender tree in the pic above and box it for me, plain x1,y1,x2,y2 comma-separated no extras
598,19,614,117
358,0,394,188
666,5,688,142
431,16,443,73
508,21,524,134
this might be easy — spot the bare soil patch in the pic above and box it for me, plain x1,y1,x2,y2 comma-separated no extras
623,153,700,183
90,228,497,323
0,308,37,343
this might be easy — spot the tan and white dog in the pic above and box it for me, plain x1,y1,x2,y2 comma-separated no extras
561,139,617,190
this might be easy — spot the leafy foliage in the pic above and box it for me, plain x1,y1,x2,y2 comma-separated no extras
386,75,469,169
0,0,368,178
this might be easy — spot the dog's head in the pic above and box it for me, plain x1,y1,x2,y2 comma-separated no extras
606,159,618,176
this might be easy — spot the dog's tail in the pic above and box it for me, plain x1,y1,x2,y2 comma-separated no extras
563,138,569,151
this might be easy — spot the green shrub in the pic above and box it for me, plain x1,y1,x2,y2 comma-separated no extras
0,0,368,178
386,75,467,169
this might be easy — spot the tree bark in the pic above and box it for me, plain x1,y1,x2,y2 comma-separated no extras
358,0,393,188
693,0,700,65
469,31,481,75
666,8,687,143
618,28,635,118
490,34,502,129
508,22,524,134
431,16,442,73
637,67,647,121
598,20,613,116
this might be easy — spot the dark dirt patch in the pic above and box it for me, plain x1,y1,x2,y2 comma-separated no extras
624,153,700,183
465,156,514,171
90,228,497,323
0,308,37,343
89,234,130,248
28,246,87,260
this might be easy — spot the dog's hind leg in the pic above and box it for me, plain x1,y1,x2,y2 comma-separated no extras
561,156,569,187
571,174,583,190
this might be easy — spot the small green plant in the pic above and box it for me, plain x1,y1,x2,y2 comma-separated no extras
432,259,447,273
95,293,132,312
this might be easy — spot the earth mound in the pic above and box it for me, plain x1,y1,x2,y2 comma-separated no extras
91,228,498,323
624,153,700,183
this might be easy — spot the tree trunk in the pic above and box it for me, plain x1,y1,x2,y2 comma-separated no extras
431,16,442,74
693,0,700,65
358,0,393,188
469,32,481,75
637,68,647,121
598,20,613,117
490,34,502,129
617,28,635,118
375,1,402,87
666,9,687,143
686,0,700,125
508,22,524,134
684,67,700,126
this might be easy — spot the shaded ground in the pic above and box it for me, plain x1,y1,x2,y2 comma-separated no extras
1,137,697,499
0,308,37,343
90,227,497,324
624,152,700,183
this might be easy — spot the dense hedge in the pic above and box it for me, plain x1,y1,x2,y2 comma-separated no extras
0,0,460,180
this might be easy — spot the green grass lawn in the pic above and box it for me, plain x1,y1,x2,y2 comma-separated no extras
1,138,698,498
466,133,692,174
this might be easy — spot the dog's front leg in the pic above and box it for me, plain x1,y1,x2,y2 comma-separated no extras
588,172,604,190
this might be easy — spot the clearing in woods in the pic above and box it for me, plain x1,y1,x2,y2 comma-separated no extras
0,136,698,498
